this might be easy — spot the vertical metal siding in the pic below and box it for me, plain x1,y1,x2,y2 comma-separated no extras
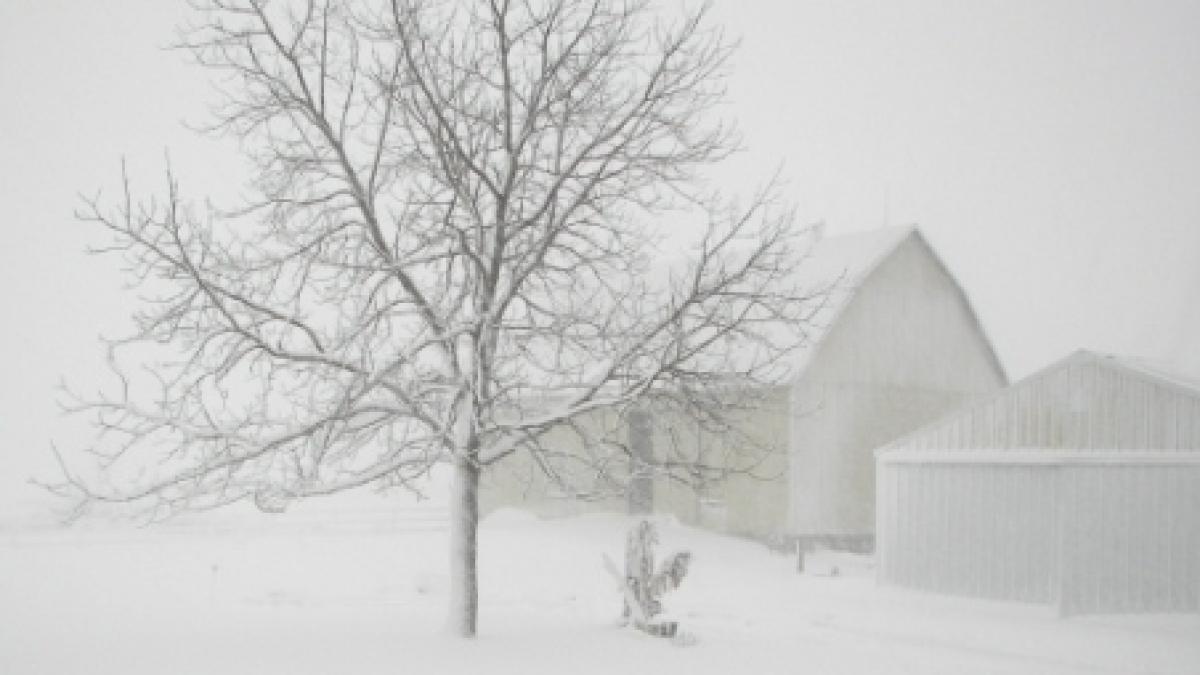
877,453,1200,614
878,459,1059,603
1057,462,1200,614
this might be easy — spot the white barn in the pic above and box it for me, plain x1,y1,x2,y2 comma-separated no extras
876,350,1200,614
781,226,1006,548
483,226,1007,546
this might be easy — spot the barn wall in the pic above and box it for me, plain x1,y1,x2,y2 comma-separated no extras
892,356,1200,451
791,382,973,537
703,391,792,539
877,452,1200,614
791,235,1006,538
479,406,628,518
480,390,792,540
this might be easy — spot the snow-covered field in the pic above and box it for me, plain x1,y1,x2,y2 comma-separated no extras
2,488,1197,675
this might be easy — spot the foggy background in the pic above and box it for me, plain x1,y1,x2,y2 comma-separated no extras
2,0,1198,516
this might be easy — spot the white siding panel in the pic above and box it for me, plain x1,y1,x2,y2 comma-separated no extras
877,452,1200,614
1058,463,1200,614
877,459,1057,603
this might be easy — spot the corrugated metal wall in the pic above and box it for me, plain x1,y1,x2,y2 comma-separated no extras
1059,461,1200,614
877,452,1200,614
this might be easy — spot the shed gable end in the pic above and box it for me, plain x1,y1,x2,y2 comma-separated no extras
887,351,1200,451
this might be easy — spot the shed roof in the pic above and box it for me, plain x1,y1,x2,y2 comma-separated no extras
879,349,1200,454
1086,351,1200,397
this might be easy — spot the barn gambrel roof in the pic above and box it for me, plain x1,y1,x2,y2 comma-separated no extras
786,225,1006,382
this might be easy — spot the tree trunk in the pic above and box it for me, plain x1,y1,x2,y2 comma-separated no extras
447,457,481,637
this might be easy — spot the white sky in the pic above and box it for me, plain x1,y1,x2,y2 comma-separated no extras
2,0,1198,510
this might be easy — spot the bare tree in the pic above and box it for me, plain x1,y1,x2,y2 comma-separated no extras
49,0,825,637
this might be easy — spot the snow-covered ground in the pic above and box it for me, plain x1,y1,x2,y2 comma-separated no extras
2,487,1197,675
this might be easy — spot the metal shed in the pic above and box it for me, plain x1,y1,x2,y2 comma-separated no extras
876,351,1200,614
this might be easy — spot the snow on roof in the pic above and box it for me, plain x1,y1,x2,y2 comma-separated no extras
877,348,1200,455
1073,350,1200,397
795,225,918,288
516,225,922,393
643,225,918,383
784,225,918,377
